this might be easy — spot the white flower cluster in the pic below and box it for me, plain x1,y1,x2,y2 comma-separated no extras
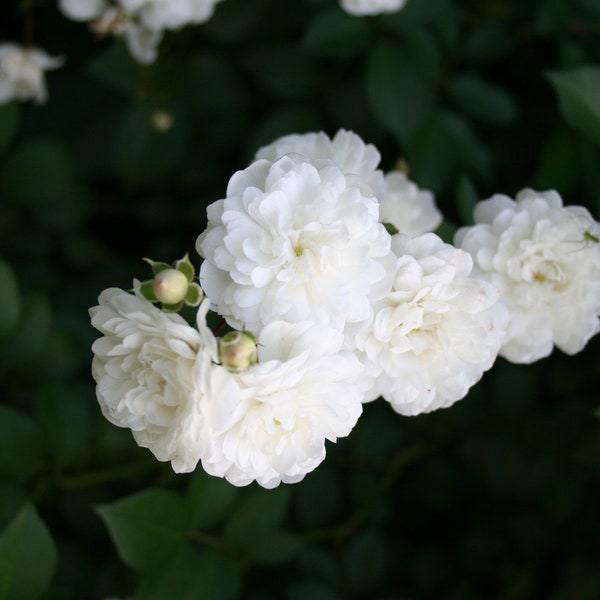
59,0,223,64
0,43,63,106
456,189,600,363
91,129,600,489
339,0,408,17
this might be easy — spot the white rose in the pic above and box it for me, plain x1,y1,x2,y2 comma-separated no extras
0,43,63,106
255,128,386,200
200,321,364,488
340,0,407,17
347,233,508,415
197,154,395,333
455,189,600,363
379,171,442,236
90,285,218,472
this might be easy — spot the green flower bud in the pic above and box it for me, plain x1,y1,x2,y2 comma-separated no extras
219,331,258,373
152,269,189,305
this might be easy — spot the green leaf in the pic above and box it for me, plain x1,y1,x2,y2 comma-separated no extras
0,140,89,230
242,43,318,100
142,258,171,275
202,0,270,43
161,301,184,313
383,222,399,235
295,466,343,528
0,258,20,338
187,472,239,530
136,547,242,600
174,254,195,282
183,52,249,151
378,0,451,32
343,529,388,593
303,9,371,59
88,42,141,95
0,296,52,369
0,103,20,155
0,485,27,532
532,125,579,192
244,530,301,565
139,280,158,303
0,407,43,481
224,486,290,544
286,583,340,600
546,67,600,147
115,102,189,189
96,489,188,571
447,73,518,124
366,39,437,144
34,382,94,468
407,111,491,193
297,546,340,589
0,503,57,600
185,283,203,307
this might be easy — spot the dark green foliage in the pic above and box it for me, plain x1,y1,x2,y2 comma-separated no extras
0,0,599,598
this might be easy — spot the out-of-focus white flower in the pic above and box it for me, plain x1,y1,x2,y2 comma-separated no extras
197,154,395,333
379,171,442,236
0,43,63,105
90,285,218,472
455,189,600,363
347,233,508,415
60,0,161,64
123,0,223,31
59,0,223,64
59,0,106,21
58,0,109,21
200,321,364,488
340,0,407,17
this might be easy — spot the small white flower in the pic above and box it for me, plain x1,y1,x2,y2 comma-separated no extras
200,321,364,488
455,189,600,363
89,285,218,472
379,171,442,236
340,0,408,17
347,233,508,415
0,43,63,106
197,154,395,333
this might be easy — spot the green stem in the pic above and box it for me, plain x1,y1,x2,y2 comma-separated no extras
186,530,241,557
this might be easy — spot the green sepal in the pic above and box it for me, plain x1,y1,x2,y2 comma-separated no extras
184,283,203,307
174,253,195,281
139,280,157,303
142,258,171,275
383,222,399,235
161,301,184,313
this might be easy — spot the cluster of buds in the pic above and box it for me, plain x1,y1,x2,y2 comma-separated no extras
140,254,259,373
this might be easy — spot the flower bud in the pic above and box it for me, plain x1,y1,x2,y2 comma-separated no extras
152,269,189,305
151,109,174,132
219,331,258,373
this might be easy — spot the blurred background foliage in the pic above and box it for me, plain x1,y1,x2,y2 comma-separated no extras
0,0,599,598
